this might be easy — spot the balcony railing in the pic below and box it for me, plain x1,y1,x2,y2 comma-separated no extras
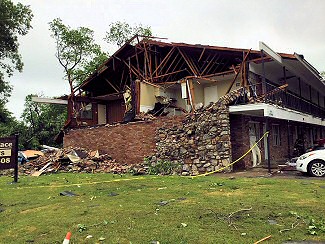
261,82,325,119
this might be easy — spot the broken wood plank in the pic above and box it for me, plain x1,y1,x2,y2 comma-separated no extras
31,162,52,177
226,49,252,94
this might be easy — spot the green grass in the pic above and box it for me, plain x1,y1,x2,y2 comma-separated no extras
0,173,325,243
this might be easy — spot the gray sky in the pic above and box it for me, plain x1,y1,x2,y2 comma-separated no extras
7,0,325,118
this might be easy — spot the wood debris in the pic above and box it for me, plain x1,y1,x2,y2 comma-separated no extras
16,147,146,176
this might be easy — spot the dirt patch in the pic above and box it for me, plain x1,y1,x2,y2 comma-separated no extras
206,190,244,197
25,226,37,232
295,198,319,206
20,204,59,214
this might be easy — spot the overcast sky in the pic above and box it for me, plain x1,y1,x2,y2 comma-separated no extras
7,0,325,119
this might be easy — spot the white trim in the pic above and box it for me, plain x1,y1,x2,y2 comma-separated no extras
229,103,325,126
31,96,68,105
259,41,283,64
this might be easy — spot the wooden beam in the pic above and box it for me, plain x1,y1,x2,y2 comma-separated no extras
226,49,252,94
154,69,187,79
122,59,146,80
153,47,176,76
201,69,236,78
177,47,199,76
249,56,273,64
188,79,196,111
104,78,120,93
200,53,219,76
155,81,179,85
163,52,182,77
258,84,288,99
198,48,206,62
141,80,161,88
143,41,153,82
197,77,219,83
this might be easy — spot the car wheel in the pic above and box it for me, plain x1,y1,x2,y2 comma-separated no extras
308,160,325,177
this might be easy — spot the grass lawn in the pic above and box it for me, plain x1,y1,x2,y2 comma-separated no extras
0,173,325,243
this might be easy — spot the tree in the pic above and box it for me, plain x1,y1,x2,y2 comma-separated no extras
72,50,108,86
0,0,33,82
0,0,33,140
104,21,152,47
49,18,108,94
21,94,67,148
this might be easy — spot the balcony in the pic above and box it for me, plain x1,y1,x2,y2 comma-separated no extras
260,82,325,119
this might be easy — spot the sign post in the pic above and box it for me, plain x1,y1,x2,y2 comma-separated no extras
0,135,19,183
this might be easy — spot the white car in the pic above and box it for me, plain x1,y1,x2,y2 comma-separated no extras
296,149,325,177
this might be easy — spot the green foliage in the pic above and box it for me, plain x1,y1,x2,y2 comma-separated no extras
49,18,108,90
72,50,108,86
308,218,325,235
20,94,67,148
0,0,33,79
0,0,33,130
283,211,325,236
145,158,181,175
104,21,152,47
0,107,15,136
0,109,30,149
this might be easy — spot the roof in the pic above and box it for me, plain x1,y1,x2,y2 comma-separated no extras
80,38,263,94
78,37,316,97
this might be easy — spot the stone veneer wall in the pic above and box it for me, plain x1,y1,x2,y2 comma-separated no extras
64,116,184,165
150,89,244,175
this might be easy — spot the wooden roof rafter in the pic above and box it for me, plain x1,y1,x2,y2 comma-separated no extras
177,47,200,77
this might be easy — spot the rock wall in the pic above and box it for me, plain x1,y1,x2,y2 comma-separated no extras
150,88,244,175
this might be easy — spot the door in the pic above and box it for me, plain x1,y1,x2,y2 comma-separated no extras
249,122,261,167
107,99,125,124
97,104,107,124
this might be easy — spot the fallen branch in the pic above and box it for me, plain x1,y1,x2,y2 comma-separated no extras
227,207,252,230
228,207,252,220
254,235,272,244
279,219,301,233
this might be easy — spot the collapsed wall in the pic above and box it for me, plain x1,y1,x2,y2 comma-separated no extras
64,89,244,175
64,116,184,165
149,88,244,175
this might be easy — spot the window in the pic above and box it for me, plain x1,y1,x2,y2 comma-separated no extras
80,103,93,119
75,102,93,120
272,124,281,146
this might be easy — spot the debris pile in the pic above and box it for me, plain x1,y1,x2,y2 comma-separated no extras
147,88,244,176
18,147,146,176
134,112,157,121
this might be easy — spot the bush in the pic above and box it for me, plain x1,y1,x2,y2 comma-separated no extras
144,158,181,175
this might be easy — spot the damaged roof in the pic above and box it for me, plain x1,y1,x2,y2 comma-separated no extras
78,37,317,97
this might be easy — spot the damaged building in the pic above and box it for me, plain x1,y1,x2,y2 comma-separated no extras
63,36,325,174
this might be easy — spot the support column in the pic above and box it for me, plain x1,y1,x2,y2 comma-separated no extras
265,116,271,173
261,50,266,95
287,120,291,158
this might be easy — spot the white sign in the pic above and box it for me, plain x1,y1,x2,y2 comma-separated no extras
0,149,11,157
